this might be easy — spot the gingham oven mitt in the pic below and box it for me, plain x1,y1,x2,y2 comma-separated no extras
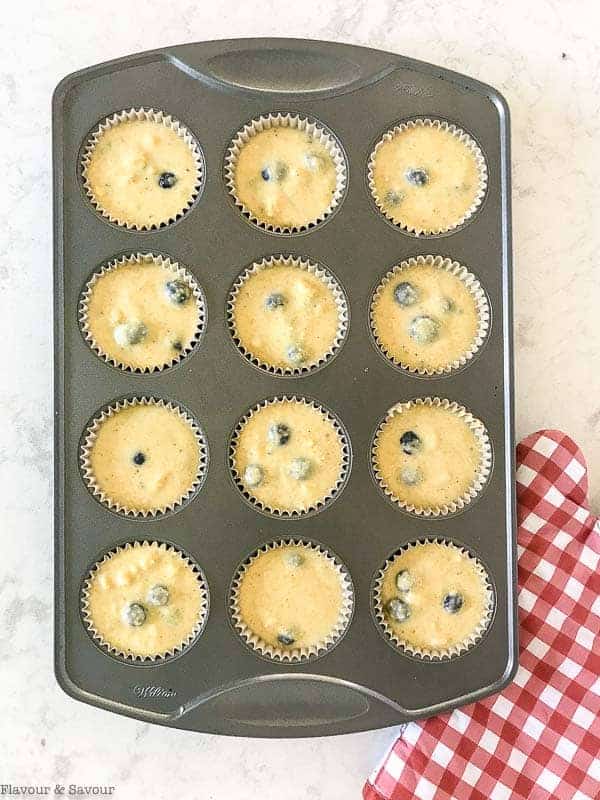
364,430,600,800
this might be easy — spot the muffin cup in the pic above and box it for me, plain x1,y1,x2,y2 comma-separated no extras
80,396,208,518
372,538,494,660
79,252,206,374
227,254,349,376
80,107,204,230
371,397,492,517
229,538,354,663
367,118,488,236
81,540,209,663
224,113,347,234
369,254,490,376
229,395,351,518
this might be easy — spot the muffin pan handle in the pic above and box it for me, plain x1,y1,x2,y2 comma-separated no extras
166,38,398,96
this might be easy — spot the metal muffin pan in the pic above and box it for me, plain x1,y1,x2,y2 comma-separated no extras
53,38,516,737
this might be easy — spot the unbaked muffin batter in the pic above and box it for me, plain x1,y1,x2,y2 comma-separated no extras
371,122,482,233
379,542,490,653
85,118,199,228
236,544,344,651
85,258,200,370
87,403,201,514
85,542,204,658
233,127,337,228
373,403,483,511
232,399,345,514
371,260,479,372
231,261,341,370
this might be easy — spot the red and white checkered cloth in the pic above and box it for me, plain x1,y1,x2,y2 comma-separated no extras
364,430,600,800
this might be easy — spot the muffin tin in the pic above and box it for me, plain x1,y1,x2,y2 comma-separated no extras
53,38,516,736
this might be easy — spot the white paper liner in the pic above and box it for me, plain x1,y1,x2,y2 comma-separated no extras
229,538,354,663
372,538,494,660
80,397,208,518
228,395,351,518
227,254,349,376
371,397,492,517
79,252,206,374
81,540,209,662
369,255,490,376
224,113,347,234
367,118,488,236
80,107,203,230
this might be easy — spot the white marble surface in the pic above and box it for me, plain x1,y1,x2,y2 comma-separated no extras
2,0,599,797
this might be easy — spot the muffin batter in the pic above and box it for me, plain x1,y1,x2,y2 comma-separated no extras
373,402,484,512
232,126,337,229
232,399,346,514
84,257,201,371
371,121,483,234
378,541,491,654
84,117,199,228
85,542,205,659
235,544,345,652
86,402,202,514
231,260,342,371
371,259,480,372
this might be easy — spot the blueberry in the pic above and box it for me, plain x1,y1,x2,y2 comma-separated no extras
147,584,169,607
243,463,263,488
122,602,146,627
277,630,296,646
113,320,148,347
408,315,440,344
172,340,183,352
286,344,305,366
384,189,404,207
400,430,421,455
284,550,304,568
132,451,146,466
399,466,422,486
385,597,410,623
267,423,291,447
265,293,285,310
164,280,191,305
394,281,419,307
261,162,287,181
158,171,177,189
395,569,412,593
405,167,429,187
443,593,464,613
288,457,312,480
261,167,271,181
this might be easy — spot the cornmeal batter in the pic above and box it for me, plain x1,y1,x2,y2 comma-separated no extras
371,259,480,372
232,399,345,514
379,542,491,653
232,126,337,228
86,402,201,514
373,402,483,511
85,257,200,371
231,261,342,370
235,544,345,652
84,117,199,228
85,542,205,658
371,121,483,234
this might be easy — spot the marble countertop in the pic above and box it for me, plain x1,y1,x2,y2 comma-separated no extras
2,0,599,797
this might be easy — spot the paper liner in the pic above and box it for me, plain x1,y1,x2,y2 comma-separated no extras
227,254,349,376
229,538,354,663
229,395,351,518
367,118,488,236
372,538,494,660
369,255,490,376
81,540,209,663
80,397,208,518
224,113,347,234
371,397,492,517
80,107,204,230
79,252,206,374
